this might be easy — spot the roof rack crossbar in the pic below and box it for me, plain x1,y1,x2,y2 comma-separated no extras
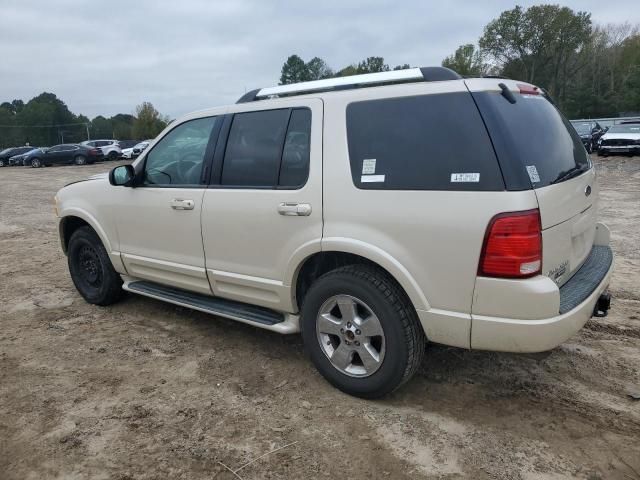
236,66,461,103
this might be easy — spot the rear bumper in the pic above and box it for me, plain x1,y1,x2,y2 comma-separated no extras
471,245,613,353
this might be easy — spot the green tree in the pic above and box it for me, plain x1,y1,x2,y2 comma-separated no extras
393,64,411,70
480,5,592,109
306,57,333,80
279,55,310,84
356,56,389,74
442,44,487,76
132,102,169,139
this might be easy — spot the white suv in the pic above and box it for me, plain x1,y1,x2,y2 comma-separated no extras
81,139,122,160
55,68,613,398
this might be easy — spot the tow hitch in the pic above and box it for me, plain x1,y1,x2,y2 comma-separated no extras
593,292,611,317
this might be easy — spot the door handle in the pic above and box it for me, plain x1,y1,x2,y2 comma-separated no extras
170,199,195,210
277,202,312,216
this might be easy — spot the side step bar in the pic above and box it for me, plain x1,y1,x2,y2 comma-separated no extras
122,279,300,334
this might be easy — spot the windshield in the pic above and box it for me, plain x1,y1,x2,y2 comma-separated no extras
571,122,592,134
472,91,590,188
607,125,640,134
0,148,14,155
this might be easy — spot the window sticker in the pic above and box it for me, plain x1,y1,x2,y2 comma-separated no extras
450,173,480,183
362,158,376,175
361,174,385,183
526,165,540,183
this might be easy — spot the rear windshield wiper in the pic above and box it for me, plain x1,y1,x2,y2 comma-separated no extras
550,164,588,184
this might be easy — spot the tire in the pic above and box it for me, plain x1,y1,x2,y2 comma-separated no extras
0,159,4,167
67,226,123,306
74,155,87,165
31,158,42,168
300,264,426,398
108,151,119,160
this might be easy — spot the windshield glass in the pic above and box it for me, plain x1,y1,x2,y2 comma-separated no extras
607,125,640,134
571,122,592,134
0,148,14,155
472,91,590,188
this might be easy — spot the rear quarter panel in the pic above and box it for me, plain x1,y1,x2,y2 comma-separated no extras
321,83,539,347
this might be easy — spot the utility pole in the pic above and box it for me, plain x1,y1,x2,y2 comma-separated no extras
85,123,90,141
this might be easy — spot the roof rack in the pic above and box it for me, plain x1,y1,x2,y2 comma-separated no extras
236,66,461,103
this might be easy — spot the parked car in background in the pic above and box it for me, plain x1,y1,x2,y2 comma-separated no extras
597,124,640,156
81,140,122,160
8,147,40,166
117,140,140,150
29,144,104,167
570,121,604,153
22,147,48,165
0,146,37,167
122,140,152,159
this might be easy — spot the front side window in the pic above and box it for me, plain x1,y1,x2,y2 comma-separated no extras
143,116,218,186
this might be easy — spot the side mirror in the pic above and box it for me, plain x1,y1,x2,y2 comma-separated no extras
109,164,135,187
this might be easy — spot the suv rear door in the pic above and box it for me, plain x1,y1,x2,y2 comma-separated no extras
200,98,323,312
467,79,596,286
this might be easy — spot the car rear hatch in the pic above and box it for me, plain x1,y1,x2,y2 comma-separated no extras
467,79,597,287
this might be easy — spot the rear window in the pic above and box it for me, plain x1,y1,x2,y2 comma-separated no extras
472,91,590,189
346,93,504,191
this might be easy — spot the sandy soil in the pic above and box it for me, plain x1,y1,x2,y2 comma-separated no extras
1,156,639,480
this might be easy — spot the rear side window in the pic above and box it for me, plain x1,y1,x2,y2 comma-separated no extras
279,109,311,188
346,93,504,191
222,109,289,187
221,108,311,188
472,91,590,189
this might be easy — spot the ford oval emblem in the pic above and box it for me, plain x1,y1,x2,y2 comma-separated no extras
585,185,592,197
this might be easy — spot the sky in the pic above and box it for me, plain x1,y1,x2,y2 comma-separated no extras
1,0,638,120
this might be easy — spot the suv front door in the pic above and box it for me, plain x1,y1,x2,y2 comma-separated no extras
201,99,323,312
114,115,222,294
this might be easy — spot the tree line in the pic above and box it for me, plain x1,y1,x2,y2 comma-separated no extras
0,94,170,149
280,4,640,119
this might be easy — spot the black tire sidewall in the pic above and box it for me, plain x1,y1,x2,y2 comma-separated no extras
68,228,118,305
301,271,412,398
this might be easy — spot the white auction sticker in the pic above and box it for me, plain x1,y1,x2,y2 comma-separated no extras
526,165,540,183
450,173,480,183
362,159,377,175
361,174,385,183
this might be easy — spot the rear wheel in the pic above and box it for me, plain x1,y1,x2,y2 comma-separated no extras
74,155,87,165
0,159,4,167
301,265,425,398
68,226,123,306
31,158,42,168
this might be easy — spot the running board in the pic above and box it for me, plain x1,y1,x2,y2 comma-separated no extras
122,279,300,334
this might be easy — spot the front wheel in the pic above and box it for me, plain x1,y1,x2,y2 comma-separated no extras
108,151,119,160
68,226,123,305
301,265,425,398
31,158,42,168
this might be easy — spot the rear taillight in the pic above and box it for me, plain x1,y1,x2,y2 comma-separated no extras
478,209,542,278
89,148,99,155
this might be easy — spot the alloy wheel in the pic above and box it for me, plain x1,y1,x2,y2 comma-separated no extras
316,294,386,377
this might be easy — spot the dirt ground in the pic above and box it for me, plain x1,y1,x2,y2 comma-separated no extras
0,155,639,480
